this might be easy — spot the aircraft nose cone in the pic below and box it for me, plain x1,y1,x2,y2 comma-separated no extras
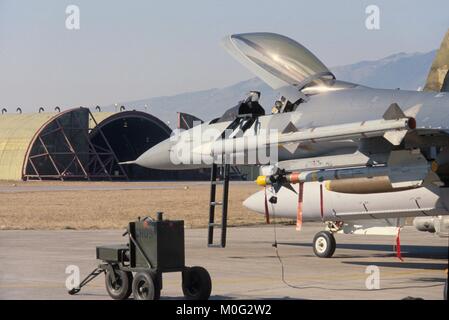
135,139,173,170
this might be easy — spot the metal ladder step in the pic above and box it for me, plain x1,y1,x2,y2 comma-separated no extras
208,223,222,227
207,244,224,248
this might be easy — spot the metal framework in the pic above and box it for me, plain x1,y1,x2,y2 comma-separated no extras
23,108,128,181
87,111,129,180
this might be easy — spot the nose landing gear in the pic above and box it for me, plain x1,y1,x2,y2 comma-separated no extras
312,221,342,258
312,231,336,258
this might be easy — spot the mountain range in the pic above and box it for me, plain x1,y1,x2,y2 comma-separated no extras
108,50,437,125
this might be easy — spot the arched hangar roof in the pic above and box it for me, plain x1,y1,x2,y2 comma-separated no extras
90,110,171,136
88,110,173,180
0,108,172,181
0,112,59,180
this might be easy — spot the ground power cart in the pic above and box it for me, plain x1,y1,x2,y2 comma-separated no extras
69,213,212,300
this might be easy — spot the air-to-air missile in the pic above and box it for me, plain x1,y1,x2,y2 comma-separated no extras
199,113,415,157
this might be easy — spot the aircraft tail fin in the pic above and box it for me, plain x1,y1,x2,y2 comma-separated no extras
423,29,449,92
442,70,449,92
177,112,204,130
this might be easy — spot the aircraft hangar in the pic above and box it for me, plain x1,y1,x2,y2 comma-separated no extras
0,107,203,181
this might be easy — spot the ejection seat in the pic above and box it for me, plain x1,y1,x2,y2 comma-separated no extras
219,99,265,139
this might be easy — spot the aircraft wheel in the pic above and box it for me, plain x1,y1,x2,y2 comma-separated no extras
182,266,212,300
313,231,336,258
444,278,448,300
132,272,160,300
105,269,133,300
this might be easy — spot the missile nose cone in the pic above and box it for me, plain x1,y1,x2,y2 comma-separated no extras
135,139,173,170
243,190,266,214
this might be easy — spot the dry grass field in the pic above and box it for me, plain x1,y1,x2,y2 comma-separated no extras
0,181,279,230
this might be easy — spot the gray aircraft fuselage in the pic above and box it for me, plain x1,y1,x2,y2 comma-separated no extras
135,85,449,170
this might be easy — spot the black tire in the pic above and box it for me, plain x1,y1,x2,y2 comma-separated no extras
313,231,336,258
151,272,162,300
105,269,133,300
132,272,160,300
402,296,424,300
444,279,448,300
182,266,212,300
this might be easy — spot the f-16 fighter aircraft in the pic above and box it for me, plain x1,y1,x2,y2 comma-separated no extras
129,30,449,260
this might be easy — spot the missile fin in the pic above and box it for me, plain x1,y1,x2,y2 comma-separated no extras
283,183,297,194
383,129,407,145
387,150,429,187
282,121,298,134
281,142,300,154
404,103,422,118
383,103,406,120
382,103,413,145
423,170,445,187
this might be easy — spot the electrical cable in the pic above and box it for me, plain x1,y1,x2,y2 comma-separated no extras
269,186,301,289
267,186,441,293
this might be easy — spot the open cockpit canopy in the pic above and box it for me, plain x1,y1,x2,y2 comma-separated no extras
223,32,335,91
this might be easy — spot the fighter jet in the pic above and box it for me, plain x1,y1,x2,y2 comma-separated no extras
130,30,449,259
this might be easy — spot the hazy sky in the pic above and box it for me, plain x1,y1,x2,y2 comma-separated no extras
0,0,448,111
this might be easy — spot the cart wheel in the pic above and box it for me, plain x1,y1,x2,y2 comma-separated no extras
152,272,162,300
182,266,212,300
68,288,80,295
105,269,133,300
132,272,160,300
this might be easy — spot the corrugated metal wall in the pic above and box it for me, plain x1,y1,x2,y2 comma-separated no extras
0,113,56,180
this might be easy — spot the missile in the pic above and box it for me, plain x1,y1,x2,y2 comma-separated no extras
256,166,395,186
257,161,434,189
256,164,432,189
198,115,415,157
257,149,433,190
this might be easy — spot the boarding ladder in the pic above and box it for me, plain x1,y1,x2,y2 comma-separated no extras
207,114,257,248
207,163,231,248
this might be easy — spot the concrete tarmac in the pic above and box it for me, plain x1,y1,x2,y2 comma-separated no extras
0,223,447,300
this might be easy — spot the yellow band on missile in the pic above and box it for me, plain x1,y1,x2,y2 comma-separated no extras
431,161,439,172
256,176,268,186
